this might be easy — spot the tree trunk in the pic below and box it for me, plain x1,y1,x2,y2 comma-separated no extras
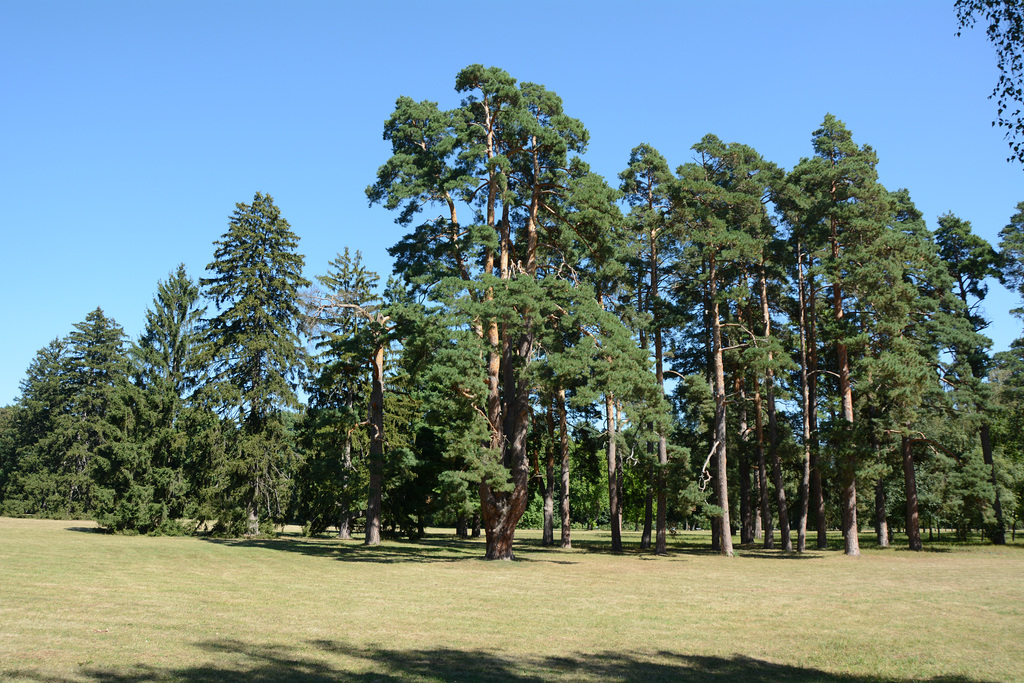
640,462,653,549
902,435,922,551
606,392,622,552
833,259,859,556
557,388,571,549
456,514,467,538
542,401,556,547
737,374,753,544
767,380,791,552
472,514,481,538
980,425,1006,545
336,427,353,540
364,344,386,546
710,274,733,556
795,243,812,552
875,477,889,548
759,264,791,552
246,499,259,537
753,463,763,540
755,387,773,549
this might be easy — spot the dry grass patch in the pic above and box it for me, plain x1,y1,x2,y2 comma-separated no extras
1,518,1022,682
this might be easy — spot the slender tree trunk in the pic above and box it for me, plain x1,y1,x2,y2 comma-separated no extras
759,265,791,551
980,425,1006,545
337,432,353,540
768,380,791,552
875,477,889,548
755,386,773,549
753,464,763,540
738,374,753,544
456,514,467,538
640,461,654,549
364,344,386,546
557,388,571,549
606,393,622,552
710,269,733,556
832,235,859,555
808,281,826,550
542,401,556,547
903,435,922,551
796,243,812,552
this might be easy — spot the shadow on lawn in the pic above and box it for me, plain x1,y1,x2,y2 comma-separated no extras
199,535,485,564
8,638,998,683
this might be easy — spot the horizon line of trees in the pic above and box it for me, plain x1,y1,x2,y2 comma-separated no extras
2,65,1024,559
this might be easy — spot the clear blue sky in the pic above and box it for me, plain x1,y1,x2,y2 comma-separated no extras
1,1,1021,406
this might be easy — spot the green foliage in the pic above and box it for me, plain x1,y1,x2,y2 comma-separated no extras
200,192,310,534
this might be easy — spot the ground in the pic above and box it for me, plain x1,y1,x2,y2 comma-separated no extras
1,517,1022,682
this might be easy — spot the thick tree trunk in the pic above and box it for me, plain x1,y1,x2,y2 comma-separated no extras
902,435,922,551
364,344,386,546
471,514,481,538
246,499,259,537
456,514,468,538
606,393,622,552
980,425,1006,545
557,388,571,549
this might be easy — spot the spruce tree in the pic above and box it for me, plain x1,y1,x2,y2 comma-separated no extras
201,192,309,535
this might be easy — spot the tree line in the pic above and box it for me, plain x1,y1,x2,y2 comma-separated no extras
2,65,1024,559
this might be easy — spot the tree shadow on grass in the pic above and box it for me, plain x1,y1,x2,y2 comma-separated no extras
6,638,999,683
199,535,483,565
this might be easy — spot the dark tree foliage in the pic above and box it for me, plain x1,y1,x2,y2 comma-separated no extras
201,192,310,535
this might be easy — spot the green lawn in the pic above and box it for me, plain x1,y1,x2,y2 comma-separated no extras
1,517,1022,682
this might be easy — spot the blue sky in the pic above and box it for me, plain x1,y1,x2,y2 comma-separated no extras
1,1,1021,406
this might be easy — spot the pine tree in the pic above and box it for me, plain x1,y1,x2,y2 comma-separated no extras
788,115,892,556
370,65,630,559
673,135,780,556
201,192,309,535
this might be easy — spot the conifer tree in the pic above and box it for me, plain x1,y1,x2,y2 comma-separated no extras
370,65,630,559
201,192,309,535
130,265,208,531
673,135,779,556
788,115,891,556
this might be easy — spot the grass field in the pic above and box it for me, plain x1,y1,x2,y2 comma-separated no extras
1,517,1022,682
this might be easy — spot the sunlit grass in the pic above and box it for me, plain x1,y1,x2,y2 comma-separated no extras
1,517,1022,682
